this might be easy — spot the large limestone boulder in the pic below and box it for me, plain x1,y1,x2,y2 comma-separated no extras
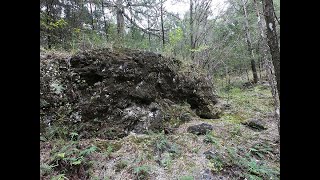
40,48,222,139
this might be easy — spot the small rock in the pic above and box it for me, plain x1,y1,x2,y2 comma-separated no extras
187,123,213,135
242,119,267,131
203,150,217,160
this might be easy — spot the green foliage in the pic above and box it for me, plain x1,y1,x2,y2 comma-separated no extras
189,45,209,52
44,125,70,140
227,147,279,179
134,165,150,180
69,132,79,141
51,174,68,180
79,145,98,156
217,81,273,121
40,136,47,142
249,143,273,159
160,152,173,168
103,145,114,158
169,27,183,45
50,81,65,94
230,124,242,138
49,140,98,176
155,131,168,152
40,163,57,176
150,131,181,169
48,19,68,30
40,0,280,87
203,132,219,146
207,155,225,172
168,143,180,156
94,140,122,156
115,160,128,172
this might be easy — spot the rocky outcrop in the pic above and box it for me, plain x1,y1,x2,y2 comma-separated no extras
40,48,222,139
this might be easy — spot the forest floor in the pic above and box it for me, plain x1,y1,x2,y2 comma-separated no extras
40,78,280,180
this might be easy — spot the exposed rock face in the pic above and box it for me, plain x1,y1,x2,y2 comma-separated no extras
40,48,221,139
187,123,214,135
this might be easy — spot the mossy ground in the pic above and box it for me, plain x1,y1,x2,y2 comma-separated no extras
40,77,279,180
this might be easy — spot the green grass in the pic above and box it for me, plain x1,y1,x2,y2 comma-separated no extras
217,83,273,123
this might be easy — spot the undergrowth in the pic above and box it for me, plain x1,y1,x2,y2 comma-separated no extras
41,75,279,179
217,77,273,123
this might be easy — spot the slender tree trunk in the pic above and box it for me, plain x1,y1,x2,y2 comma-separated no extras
258,57,262,79
46,0,52,49
254,0,271,81
256,40,263,79
147,15,151,47
190,0,195,61
262,0,280,100
160,0,165,49
116,0,124,38
130,8,135,39
242,0,258,84
89,0,95,30
245,69,250,82
254,0,280,136
274,11,280,26
265,55,280,135
101,0,109,39
250,58,258,83
226,66,230,85
240,66,246,81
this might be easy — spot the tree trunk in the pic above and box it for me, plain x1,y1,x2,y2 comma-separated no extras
255,0,280,136
258,57,262,79
242,0,258,84
226,66,230,85
147,15,151,47
262,0,280,100
46,0,52,49
250,58,258,83
245,69,250,82
160,0,165,49
101,0,109,39
190,0,195,61
116,0,124,38
89,0,95,30
254,0,270,80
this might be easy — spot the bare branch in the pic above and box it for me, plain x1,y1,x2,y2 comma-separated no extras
122,11,161,37
274,11,280,25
